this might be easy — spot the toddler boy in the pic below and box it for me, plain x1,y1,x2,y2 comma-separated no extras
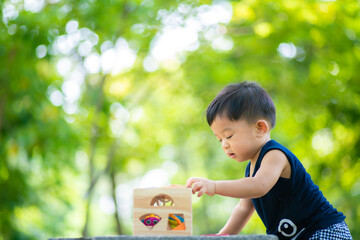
186,81,352,239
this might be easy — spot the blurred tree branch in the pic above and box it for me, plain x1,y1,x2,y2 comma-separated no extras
82,74,107,237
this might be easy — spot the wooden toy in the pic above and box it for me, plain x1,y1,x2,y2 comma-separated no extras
133,186,192,236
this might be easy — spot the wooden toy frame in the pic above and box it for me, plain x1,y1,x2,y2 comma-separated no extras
133,186,192,236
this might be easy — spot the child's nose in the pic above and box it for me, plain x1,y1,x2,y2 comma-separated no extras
222,140,230,149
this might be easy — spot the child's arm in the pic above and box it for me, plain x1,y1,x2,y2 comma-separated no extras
187,150,289,198
218,198,255,235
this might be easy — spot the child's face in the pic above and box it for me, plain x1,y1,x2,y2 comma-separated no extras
210,116,263,163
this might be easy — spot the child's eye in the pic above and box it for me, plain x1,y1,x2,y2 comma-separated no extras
226,135,233,139
218,139,222,143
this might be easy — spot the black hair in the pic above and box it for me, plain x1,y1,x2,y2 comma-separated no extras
206,81,276,128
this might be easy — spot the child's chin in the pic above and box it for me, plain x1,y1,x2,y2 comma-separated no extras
235,158,247,162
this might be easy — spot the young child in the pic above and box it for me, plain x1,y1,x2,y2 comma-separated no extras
186,82,352,239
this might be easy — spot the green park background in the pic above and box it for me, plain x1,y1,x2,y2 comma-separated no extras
1,0,360,239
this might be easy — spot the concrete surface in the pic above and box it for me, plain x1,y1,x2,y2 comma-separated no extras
49,235,279,240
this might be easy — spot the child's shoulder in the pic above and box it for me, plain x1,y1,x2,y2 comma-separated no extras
262,149,291,179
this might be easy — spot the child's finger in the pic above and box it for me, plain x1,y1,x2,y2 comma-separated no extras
191,182,203,194
200,186,209,197
186,177,199,188
197,188,206,197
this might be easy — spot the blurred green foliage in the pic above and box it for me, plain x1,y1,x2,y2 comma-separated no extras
0,0,359,239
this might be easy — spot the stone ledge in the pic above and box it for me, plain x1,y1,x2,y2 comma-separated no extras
49,235,278,240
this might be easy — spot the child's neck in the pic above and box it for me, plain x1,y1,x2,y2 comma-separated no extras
250,135,271,166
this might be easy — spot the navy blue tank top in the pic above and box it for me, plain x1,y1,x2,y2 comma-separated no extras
245,140,345,239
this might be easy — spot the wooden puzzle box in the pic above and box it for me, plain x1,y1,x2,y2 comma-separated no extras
132,186,192,236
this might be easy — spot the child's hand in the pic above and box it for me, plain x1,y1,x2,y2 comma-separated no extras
186,177,216,197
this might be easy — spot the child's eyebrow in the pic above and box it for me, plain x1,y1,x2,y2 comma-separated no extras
222,127,233,133
211,127,233,137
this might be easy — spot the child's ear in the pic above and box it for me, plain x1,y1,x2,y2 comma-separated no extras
255,120,269,136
